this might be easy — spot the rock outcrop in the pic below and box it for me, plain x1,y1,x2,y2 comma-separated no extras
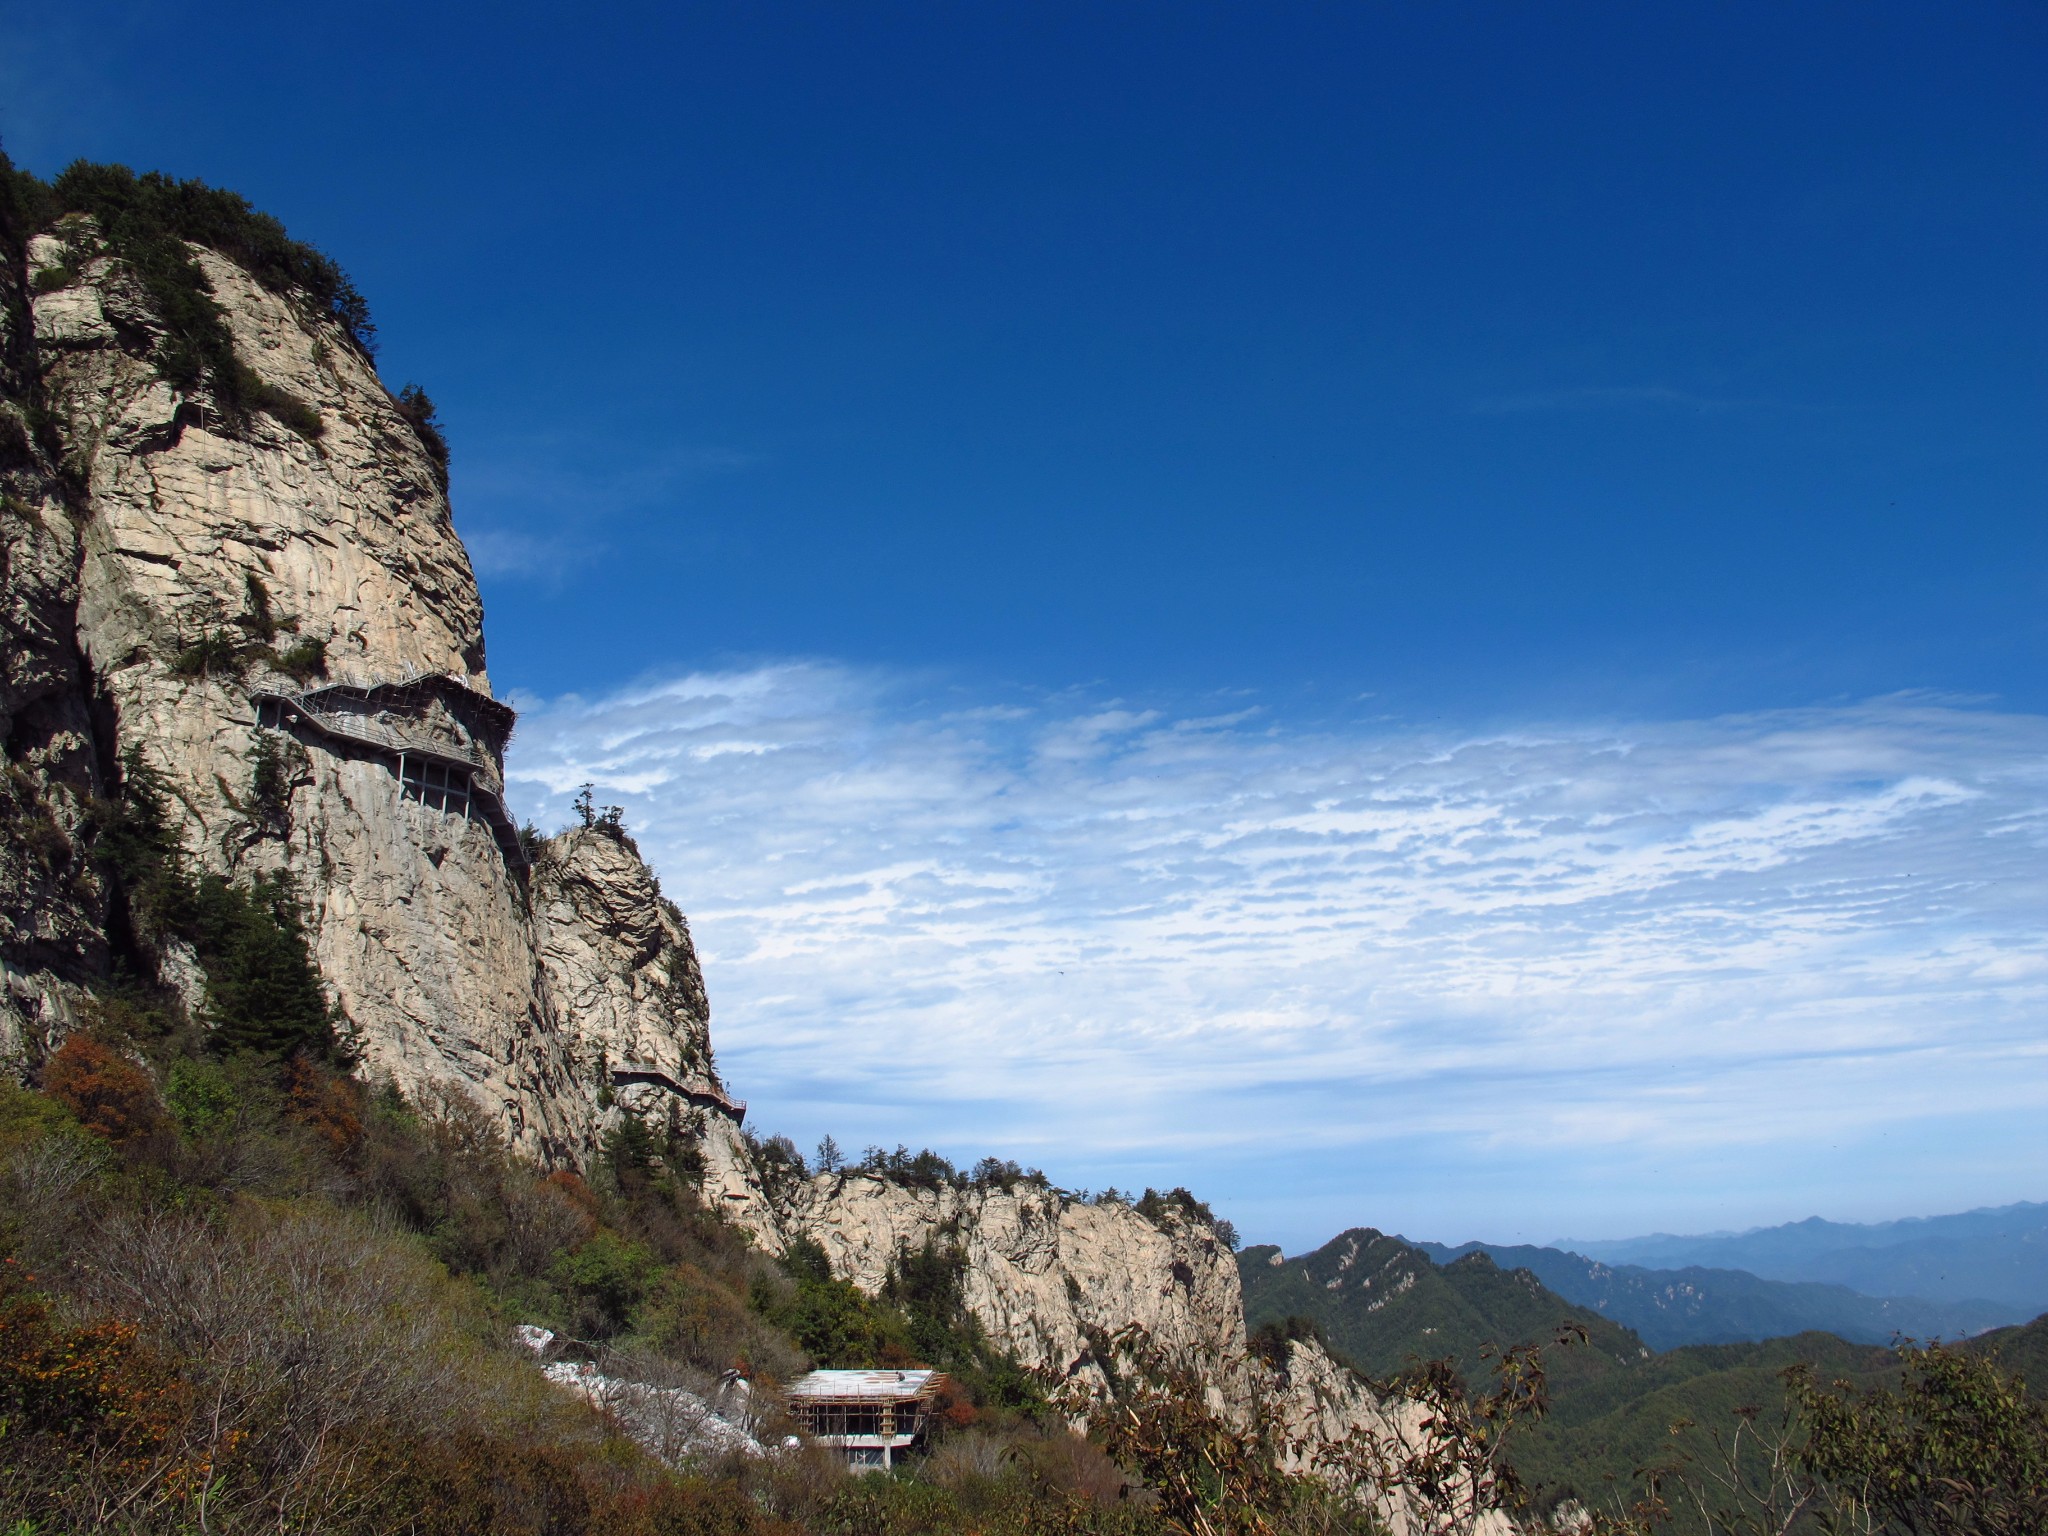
23,218,577,1139
1260,1338,1516,1536
759,1175,1248,1406
530,825,771,1207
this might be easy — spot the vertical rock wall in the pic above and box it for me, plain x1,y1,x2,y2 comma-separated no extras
529,824,770,1204
0,202,106,1045
1,202,759,1173
22,222,581,1144
761,1174,1251,1406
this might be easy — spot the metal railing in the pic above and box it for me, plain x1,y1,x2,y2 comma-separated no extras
612,1061,747,1123
252,682,528,869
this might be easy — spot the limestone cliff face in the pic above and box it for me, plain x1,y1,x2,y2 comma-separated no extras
15,220,581,1143
528,825,769,1204
736,1177,1425,1478
0,215,106,1039
0,207,742,1165
757,1175,1250,1406
1261,1340,1515,1536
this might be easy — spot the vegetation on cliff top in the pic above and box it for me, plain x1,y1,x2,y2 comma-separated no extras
9,158,373,350
2,151,449,470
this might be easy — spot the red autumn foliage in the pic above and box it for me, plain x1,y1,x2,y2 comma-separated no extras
282,1052,364,1153
936,1385,980,1430
545,1167,602,1217
0,1256,191,1478
41,1034,166,1148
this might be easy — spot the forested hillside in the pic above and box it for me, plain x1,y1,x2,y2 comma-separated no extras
1244,1229,2048,1528
1240,1230,1645,1390
0,1026,1179,1534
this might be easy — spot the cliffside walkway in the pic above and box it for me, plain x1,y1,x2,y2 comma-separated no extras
612,1059,747,1124
252,670,529,870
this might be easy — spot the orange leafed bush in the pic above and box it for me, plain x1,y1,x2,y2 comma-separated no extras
282,1052,364,1152
41,1034,166,1148
0,1256,191,1479
545,1167,602,1216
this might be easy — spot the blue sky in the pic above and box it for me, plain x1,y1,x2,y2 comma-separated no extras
6,1,2044,1248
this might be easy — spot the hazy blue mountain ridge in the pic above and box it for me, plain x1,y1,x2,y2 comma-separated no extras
1415,1240,2018,1350
1558,1201,2048,1309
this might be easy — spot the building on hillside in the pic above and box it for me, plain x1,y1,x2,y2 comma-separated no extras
784,1369,951,1470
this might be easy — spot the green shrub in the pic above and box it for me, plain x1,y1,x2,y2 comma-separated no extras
236,363,325,442
573,784,630,840
272,635,327,680
1794,1343,2048,1534
518,821,548,866
86,750,191,944
239,572,282,642
550,1231,660,1340
13,162,364,444
11,801,72,874
247,730,302,830
855,1143,961,1190
885,1238,1047,1415
753,1248,914,1369
186,871,339,1060
168,626,247,679
165,1055,237,1138
1248,1314,1326,1369
396,382,450,486
605,1111,663,1184
84,752,338,1063
47,160,374,352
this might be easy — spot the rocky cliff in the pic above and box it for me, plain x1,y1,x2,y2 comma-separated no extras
0,185,108,1039
0,165,1412,1486
0,174,738,1167
754,1174,1247,1404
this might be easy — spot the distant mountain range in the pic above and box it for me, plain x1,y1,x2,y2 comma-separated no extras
1413,1240,2018,1350
1556,1201,2048,1310
1242,1226,2048,1523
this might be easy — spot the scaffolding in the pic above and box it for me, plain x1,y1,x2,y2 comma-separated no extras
251,670,527,869
785,1370,951,1471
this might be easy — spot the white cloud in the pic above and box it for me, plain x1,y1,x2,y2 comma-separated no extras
461,527,603,582
506,671,2048,1246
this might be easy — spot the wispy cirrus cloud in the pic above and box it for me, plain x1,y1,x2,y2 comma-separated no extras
505,670,2048,1245
462,527,605,583
456,441,756,586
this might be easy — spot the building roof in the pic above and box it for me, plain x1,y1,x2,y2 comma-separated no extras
785,1369,948,1402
